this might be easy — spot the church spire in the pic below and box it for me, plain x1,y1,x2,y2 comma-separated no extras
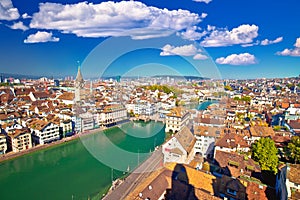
74,62,84,103
75,62,84,84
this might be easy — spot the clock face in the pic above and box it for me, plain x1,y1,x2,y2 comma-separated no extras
75,81,84,88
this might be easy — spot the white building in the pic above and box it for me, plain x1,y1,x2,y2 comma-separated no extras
193,126,221,158
165,107,190,133
98,104,127,127
0,133,7,154
28,119,60,145
133,102,156,116
162,126,196,164
60,119,73,137
79,112,95,132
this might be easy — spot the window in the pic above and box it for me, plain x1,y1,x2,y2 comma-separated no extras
227,188,237,196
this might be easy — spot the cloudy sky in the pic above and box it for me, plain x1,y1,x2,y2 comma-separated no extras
0,0,299,79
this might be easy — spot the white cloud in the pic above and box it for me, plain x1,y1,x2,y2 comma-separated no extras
160,44,208,60
29,1,202,40
241,41,259,47
0,0,20,20
294,38,300,48
261,37,283,46
160,44,198,56
241,36,283,47
193,53,208,60
207,25,216,31
193,0,212,4
216,53,257,65
8,21,28,31
201,13,208,19
201,24,259,47
24,31,59,43
22,13,31,19
180,26,207,41
276,37,300,57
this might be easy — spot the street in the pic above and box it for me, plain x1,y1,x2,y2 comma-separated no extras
103,146,164,200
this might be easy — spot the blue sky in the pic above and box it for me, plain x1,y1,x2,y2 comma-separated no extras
0,0,299,79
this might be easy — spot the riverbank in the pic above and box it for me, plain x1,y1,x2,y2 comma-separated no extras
0,126,108,164
0,120,166,200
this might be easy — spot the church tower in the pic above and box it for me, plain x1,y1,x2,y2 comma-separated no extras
75,65,84,103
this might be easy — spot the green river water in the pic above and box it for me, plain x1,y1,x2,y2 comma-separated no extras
0,121,165,200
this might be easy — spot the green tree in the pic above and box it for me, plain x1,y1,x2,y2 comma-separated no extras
224,85,233,91
273,125,283,131
129,110,135,117
251,137,279,174
233,96,240,101
285,136,300,164
241,96,251,102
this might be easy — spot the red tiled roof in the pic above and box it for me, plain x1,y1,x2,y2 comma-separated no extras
32,91,50,99
288,120,300,130
288,164,300,185
281,102,290,109
249,126,275,137
57,92,74,101
246,181,275,200
215,133,249,149
215,150,261,178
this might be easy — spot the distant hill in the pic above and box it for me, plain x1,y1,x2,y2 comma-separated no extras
0,72,46,80
152,75,210,80
100,75,210,81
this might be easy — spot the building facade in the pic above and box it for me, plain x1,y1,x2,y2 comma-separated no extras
7,128,32,152
28,120,60,145
97,104,127,127
0,134,7,154
165,107,190,133
162,126,196,164
193,126,222,158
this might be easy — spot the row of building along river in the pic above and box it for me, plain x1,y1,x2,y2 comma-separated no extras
0,101,216,200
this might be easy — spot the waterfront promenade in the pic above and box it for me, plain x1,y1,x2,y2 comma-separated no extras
103,146,164,200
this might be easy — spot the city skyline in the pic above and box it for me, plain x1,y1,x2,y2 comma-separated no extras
0,0,299,79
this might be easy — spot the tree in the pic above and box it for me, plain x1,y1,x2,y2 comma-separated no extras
285,136,300,164
234,96,240,101
251,137,279,174
241,96,251,102
224,85,233,91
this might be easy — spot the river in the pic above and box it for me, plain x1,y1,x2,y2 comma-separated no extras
0,121,165,200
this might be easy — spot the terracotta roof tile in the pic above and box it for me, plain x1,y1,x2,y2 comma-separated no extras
215,133,249,149
288,164,300,185
250,126,275,137
215,150,260,178
246,181,275,200
174,126,196,154
57,92,74,101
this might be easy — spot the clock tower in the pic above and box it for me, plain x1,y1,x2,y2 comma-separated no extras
75,65,84,103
